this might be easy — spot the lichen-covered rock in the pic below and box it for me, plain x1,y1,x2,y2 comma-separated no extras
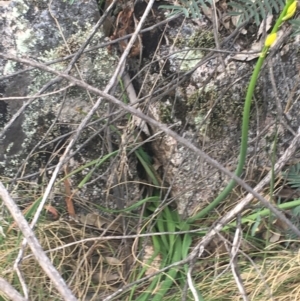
0,0,131,210
146,18,300,216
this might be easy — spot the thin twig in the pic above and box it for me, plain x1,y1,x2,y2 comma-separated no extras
13,267,28,300
268,60,297,135
187,262,199,301
0,277,28,301
0,14,182,81
0,76,62,141
0,84,73,101
13,140,73,268
230,216,249,301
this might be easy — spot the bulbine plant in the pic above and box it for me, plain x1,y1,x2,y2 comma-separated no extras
139,1,298,299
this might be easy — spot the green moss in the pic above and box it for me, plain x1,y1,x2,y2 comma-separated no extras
159,103,173,123
176,29,215,49
185,84,245,138
187,30,215,49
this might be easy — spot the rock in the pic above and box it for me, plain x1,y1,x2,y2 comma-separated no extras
144,18,300,216
0,0,126,209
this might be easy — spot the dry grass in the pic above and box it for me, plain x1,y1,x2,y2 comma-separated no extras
1,214,300,301
198,249,300,301
0,218,132,301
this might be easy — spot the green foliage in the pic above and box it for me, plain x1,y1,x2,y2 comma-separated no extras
291,205,300,217
285,163,300,190
289,18,300,36
160,0,287,26
283,163,300,241
63,0,75,5
229,0,285,25
286,205,300,241
159,0,212,18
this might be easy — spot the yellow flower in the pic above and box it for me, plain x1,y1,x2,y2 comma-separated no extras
282,1,297,21
265,33,277,47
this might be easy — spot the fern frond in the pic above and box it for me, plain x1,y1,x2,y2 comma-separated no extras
228,0,286,25
285,163,300,190
160,0,286,26
289,18,300,36
291,205,300,217
286,205,300,241
159,0,212,19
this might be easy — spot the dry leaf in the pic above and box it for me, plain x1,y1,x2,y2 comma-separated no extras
201,6,212,20
269,232,281,243
143,245,162,276
44,205,59,220
232,41,262,61
273,217,290,231
79,213,107,228
105,257,122,265
77,213,121,232
257,14,273,39
231,15,241,28
109,7,141,57
262,230,281,243
92,271,120,284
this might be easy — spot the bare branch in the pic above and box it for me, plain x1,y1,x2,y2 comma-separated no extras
0,277,28,301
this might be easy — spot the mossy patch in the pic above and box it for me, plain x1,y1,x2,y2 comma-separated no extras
176,29,215,49
187,30,215,49
159,102,173,123
184,83,245,138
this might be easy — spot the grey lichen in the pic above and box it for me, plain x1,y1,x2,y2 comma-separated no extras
9,0,37,54
0,0,117,179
